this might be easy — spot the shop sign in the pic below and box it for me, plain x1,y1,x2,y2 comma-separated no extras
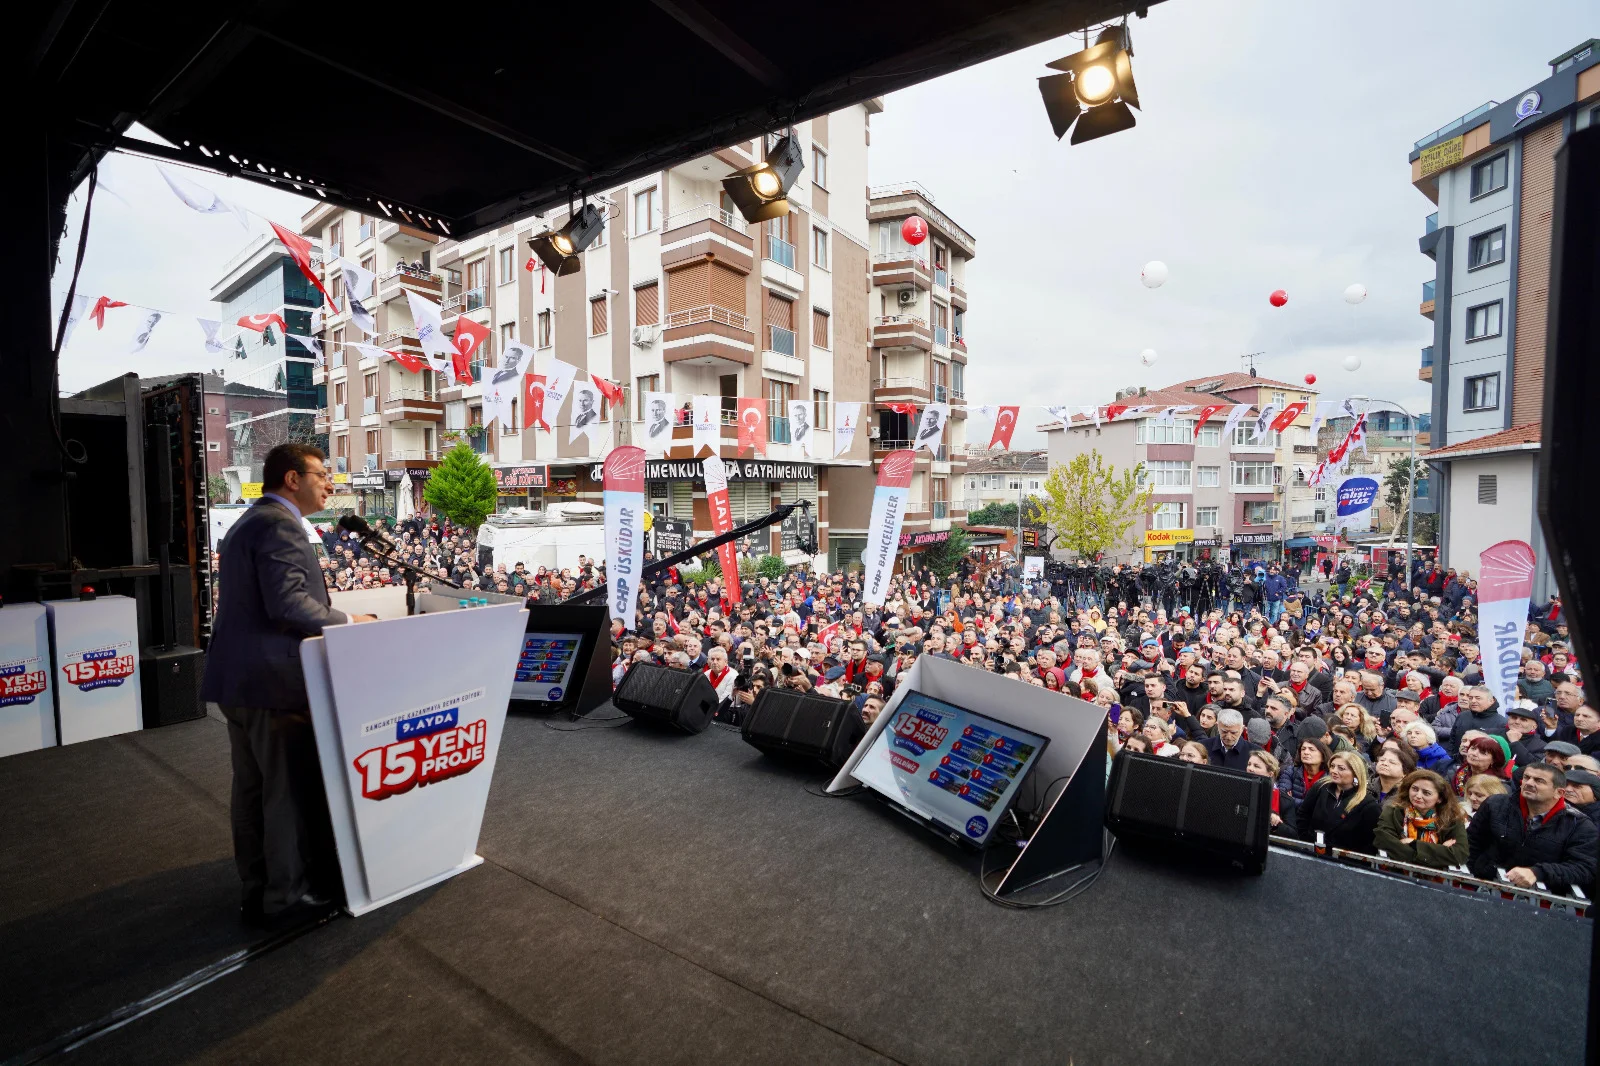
493,464,549,492
899,529,951,549
1232,533,1279,545
1144,528,1195,546
1417,135,1463,178
240,482,263,499
653,518,692,555
350,471,387,489
586,459,816,483
548,477,579,496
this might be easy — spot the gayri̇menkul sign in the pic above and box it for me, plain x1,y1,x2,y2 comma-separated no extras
587,459,815,482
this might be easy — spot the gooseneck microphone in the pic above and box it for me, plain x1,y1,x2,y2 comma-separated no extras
338,514,376,538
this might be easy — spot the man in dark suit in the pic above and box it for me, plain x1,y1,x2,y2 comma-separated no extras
202,443,375,926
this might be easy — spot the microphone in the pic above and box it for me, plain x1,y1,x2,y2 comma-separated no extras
338,514,393,548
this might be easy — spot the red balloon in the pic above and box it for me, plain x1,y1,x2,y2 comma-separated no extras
1270,289,1289,307
901,215,928,246
1304,373,1317,385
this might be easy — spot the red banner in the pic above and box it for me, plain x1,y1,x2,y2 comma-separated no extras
451,316,490,384
1270,401,1308,433
988,406,1020,450
269,221,339,311
388,348,426,374
1193,404,1227,439
524,374,548,431
703,456,742,607
736,397,767,455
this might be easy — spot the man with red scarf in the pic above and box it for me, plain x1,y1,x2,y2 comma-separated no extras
703,645,736,704
1467,762,1598,894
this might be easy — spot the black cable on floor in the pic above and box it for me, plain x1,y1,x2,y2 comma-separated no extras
541,714,634,732
977,830,1116,910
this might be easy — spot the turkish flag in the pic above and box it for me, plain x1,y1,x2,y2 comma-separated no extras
268,221,339,311
451,316,491,384
1270,401,1308,433
883,402,919,418
1104,403,1129,422
90,296,127,329
525,374,549,431
388,348,426,373
989,406,1020,450
1193,404,1227,439
818,620,841,647
592,374,626,407
736,397,767,455
237,313,287,337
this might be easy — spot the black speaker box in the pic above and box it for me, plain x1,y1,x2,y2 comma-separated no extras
741,688,864,769
614,663,717,734
1105,751,1270,875
140,645,207,728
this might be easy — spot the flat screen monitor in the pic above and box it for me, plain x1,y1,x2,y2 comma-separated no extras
853,691,1048,848
511,633,584,703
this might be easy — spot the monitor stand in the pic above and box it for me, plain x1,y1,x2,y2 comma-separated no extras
992,741,1106,897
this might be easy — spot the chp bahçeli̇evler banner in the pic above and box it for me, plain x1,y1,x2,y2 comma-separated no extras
702,456,742,609
860,449,916,606
1478,539,1537,711
603,446,646,629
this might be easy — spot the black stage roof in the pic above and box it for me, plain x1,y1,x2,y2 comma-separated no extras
30,0,1160,241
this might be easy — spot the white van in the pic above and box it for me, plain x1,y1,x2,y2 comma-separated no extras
476,502,606,574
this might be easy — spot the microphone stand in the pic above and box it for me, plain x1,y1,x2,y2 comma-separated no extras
357,533,464,616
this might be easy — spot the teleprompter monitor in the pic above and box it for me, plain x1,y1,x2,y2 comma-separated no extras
511,633,585,703
853,691,1048,848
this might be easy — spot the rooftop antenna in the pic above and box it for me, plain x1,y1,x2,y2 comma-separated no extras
1240,351,1265,377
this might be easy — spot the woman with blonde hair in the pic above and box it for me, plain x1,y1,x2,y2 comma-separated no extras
1462,774,1510,818
1296,749,1381,854
1373,769,1469,869
1246,749,1296,835
1178,741,1210,765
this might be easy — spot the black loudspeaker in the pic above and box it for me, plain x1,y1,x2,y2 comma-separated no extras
1105,751,1270,875
613,663,717,734
741,688,864,769
140,644,206,728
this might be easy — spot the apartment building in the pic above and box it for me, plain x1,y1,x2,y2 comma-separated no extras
962,451,1047,514
1042,373,1318,563
303,102,884,565
1410,39,1598,597
864,182,975,560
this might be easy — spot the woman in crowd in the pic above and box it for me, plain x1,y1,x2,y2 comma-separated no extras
1188,705,1218,741
1373,769,1469,869
1452,735,1509,798
1280,737,1334,804
1297,750,1381,854
1178,741,1210,765
1115,706,1144,742
1142,716,1181,758
1370,739,1418,807
1462,774,1509,818
1333,702,1382,757
1247,750,1296,836
1402,721,1455,777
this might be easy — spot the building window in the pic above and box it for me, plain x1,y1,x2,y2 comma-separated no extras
1468,227,1506,270
812,308,830,348
499,322,515,353
952,308,964,342
632,187,660,235
498,247,514,283
812,146,827,188
1243,500,1279,524
1136,418,1199,445
636,374,660,420
1151,502,1186,529
1144,460,1192,489
1463,372,1501,411
635,282,659,327
590,296,608,336
1232,460,1277,488
1233,424,1280,447
812,227,829,269
1195,506,1219,527
1315,487,1327,501
1313,508,1326,523
766,379,792,443
537,310,552,348
1466,300,1503,341
1470,153,1509,199
1478,474,1498,504
1269,391,1286,408
813,389,829,429
952,362,964,398
1196,424,1221,447
1196,465,1220,488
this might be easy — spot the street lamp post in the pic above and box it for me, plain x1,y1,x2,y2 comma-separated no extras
1349,396,1418,580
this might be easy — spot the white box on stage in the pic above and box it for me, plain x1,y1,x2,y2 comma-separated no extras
301,602,527,916
0,603,58,757
46,596,143,746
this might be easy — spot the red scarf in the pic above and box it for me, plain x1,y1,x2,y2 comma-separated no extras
1519,793,1567,828
1439,690,1458,707
1290,679,1308,695
1271,788,1281,814
1079,667,1099,680
1304,769,1326,793
704,666,730,690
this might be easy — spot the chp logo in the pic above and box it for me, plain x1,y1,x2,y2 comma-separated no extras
62,647,135,691
353,691,489,801
0,661,48,706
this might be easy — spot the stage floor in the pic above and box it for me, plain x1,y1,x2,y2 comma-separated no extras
1,710,1590,1064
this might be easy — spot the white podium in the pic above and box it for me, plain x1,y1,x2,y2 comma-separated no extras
47,596,143,746
301,603,527,915
0,603,57,757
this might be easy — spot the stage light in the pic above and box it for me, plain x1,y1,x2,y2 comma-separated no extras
527,203,604,276
722,133,804,223
1039,23,1141,146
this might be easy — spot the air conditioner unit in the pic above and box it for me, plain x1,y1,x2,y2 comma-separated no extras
869,426,881,439
631,324,658,348
897,289,915,306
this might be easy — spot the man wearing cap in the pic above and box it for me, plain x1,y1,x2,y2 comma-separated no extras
1561,769,1600,830
1504,700,1548,766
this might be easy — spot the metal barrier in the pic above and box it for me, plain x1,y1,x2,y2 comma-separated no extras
1268,834,1590,918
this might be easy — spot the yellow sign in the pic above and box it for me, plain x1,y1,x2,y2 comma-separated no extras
1418,135,1464,178
1144,528,1195,546
332,472,350,484
240,482,263,499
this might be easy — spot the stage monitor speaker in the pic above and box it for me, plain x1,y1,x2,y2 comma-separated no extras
614,664,717,734
741,688,863,769
1105,751,1269,875
140,644,206,728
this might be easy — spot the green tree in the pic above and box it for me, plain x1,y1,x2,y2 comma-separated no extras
966,498,1044,529
1381,457,1438,544
422,443,498,529
1039,451,1152,560
757,554,789,580
921,527,972,581
206,474,230,505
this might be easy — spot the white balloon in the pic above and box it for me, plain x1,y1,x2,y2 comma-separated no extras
1139,348,1158,367
1141,261,1168,289
1344,283,1368,305
1342,354,1362,372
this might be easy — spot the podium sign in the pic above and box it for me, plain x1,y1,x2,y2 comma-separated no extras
0,604,57,757
47,596,142,746
301,603,527,915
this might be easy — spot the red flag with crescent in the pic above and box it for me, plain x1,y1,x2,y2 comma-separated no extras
883,402,918,418
592,374,626,407
989,406,1020,450
450,316,490,383
388,348,425,373
736,397,767,455
90,296,127,329
818,620,841,648
1104,403,1130,422
1193,404,1227,439
524,374,549,431
237,313,287,338
268,221,339,311
1270,401,1308,433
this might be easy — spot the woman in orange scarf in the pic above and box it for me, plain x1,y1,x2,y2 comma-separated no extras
1372,769,1470,869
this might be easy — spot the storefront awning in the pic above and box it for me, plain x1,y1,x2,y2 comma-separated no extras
1284,537,1317,548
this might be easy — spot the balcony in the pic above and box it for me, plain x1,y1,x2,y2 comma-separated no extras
1420,279,1436,319
358,221,376,243
872,314,933,351
376,265,443,303
1419,345,1434,383
1424,212,1438,235
874,438,914,452
331,348,346,369
933,267,949,289
327,242,342,259
333,402,348,421
662,304,755,366
383,389,444,423
932,501,949,519
767,325,796,358
442,287,488,314
1413,100,1496,151
875,376,931,397
377,219,442,246
871,251,931,291
950,280,967,309
765,234,796,270
661,204,754,273
386,447,441,465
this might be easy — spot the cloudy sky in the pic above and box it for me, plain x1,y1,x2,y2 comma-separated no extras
56,0,1594,448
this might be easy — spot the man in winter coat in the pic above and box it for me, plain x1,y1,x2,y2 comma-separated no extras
1449,686,1508,756
1469,763,1598,894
